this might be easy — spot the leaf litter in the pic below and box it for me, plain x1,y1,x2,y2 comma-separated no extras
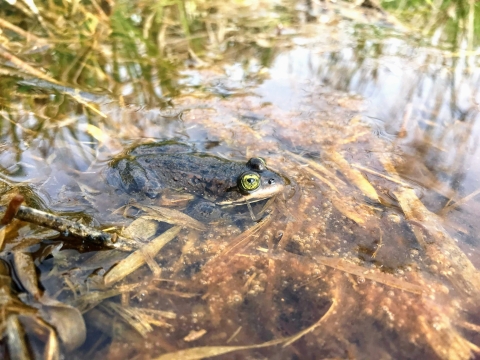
0,0,480,358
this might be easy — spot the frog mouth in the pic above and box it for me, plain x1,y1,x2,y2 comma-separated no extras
216,183,284,206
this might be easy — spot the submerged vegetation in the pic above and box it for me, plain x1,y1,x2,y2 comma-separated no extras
0,0,480,359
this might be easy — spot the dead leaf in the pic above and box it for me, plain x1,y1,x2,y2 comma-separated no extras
137,204,206,231
105,226,181,286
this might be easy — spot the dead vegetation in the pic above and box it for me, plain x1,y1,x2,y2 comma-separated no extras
0,0,480,359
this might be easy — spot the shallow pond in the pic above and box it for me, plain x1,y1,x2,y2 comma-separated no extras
0,0,480,359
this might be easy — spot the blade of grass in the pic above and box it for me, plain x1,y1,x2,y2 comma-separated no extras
0,46,61,85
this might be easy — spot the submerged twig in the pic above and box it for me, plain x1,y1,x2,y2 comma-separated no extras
14,206,121,246
0,197,137,251
1,194,24,225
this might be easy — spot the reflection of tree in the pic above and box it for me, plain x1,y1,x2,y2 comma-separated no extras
296,4,480,199
383,0,479,48
0,0,291,106
0,0,293,177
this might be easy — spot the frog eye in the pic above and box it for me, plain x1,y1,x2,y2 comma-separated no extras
247,157,267,172
238,171,261,193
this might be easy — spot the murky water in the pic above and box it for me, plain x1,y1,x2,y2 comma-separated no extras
1,0,480,359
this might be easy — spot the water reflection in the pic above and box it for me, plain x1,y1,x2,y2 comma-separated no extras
1,0,480,358
259,4,480,236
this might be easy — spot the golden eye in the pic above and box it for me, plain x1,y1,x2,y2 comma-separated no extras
238,171,261,193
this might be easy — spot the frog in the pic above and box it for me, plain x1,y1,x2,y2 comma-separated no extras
104,142,285,222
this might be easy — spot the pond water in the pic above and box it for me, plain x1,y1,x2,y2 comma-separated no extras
1,0,480,359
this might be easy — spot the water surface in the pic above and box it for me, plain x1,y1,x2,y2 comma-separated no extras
0,1,480,359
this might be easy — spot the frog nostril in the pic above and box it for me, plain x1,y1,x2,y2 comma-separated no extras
268,179,275,185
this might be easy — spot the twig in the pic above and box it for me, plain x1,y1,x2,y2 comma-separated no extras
1,194,24,225
1,196,137,251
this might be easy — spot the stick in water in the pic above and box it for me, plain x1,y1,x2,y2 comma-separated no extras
0,194,24,225
1,195,136,251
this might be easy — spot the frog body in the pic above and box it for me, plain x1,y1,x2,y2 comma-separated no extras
105,142,284,221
